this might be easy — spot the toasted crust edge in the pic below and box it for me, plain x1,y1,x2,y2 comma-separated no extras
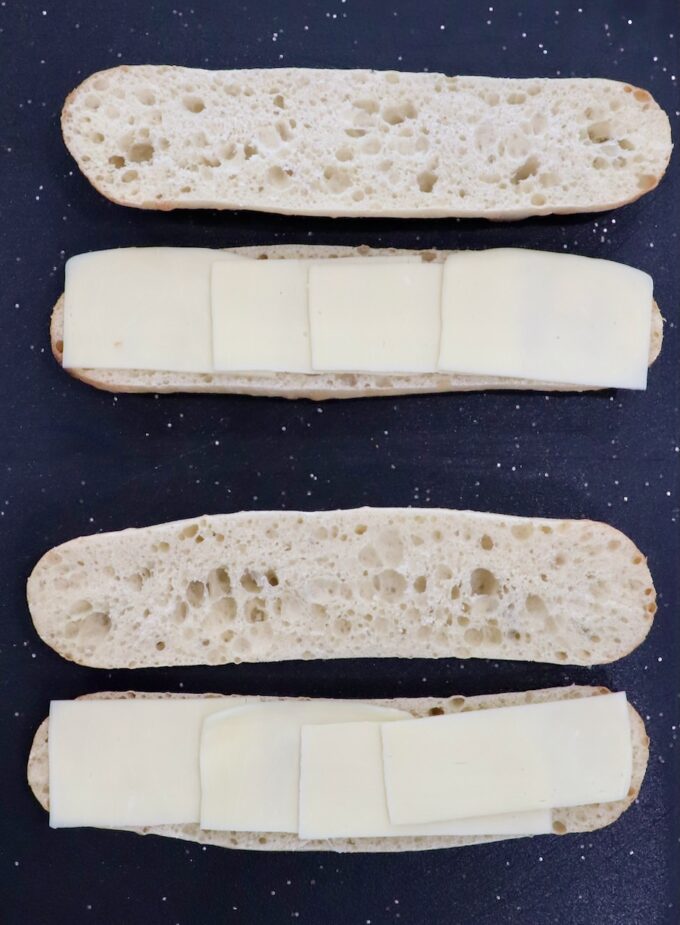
50,246,664,398
27,686,649,853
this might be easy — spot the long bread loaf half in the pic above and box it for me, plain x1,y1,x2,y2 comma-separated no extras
27,686,649,854
51,245,664,398
27,508,656,669
61,67,672,218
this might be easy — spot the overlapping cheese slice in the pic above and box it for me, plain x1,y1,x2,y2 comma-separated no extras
381,692,632,826
199,701,408,833
62,248,242,373
298,720,551,839
62,248,653,390
48,698,239,828
437,249,652,389
48,694,632,839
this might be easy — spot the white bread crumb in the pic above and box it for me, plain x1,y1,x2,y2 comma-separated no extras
62,67,672,218
27,508,656,669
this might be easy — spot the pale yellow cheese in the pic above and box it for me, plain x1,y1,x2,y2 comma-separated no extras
199,701,408,833
63,248,652,385
309,261,442,372
298,721,552,839
62,247,243,372
437,249,652,389
49,698,240,828
211,259,312,373
382,693,632,826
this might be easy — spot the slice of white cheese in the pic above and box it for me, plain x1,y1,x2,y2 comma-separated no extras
211,259,312,373
49,698,241,828
63,247,244,372
437,249,652,389
382,693,632,826
199,701,409,833
298,721,552,839
309,261,442,373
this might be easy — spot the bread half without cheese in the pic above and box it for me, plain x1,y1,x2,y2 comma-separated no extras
61,67,672,218
27,686,648,853
51,245,663,398
26,508,656,669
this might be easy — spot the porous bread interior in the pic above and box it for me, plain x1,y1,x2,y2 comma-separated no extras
26,508,656,669
62,67,672,218
27,686,649,853
51,245,664,398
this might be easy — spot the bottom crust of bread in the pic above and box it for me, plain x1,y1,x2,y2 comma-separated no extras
28,685,648,853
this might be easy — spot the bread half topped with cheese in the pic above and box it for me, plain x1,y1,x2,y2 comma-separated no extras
52,245,663,398
61,67,672,218
26,507,656,669
28,686,648,853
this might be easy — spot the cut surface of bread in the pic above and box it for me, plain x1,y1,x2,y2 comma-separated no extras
27,687,649,853
26,508,656,669
51,245,663,398
61,67,672,218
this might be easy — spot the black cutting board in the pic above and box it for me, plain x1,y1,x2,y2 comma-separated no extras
1,1,679,923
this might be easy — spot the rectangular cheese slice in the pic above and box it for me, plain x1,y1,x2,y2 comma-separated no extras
211,259,312,373
437,249,652,389
382,693,632,826
199,701,408,833
63,247,244,372
309,261,442,373
298,721,552,839
49,698,239,828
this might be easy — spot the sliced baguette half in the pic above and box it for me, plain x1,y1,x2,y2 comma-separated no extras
51,245,663,398
27,686,648,853
26,508,656,669
61,67,672,218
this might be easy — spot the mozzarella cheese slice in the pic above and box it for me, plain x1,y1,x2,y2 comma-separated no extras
49,698,240,828
382,693,632,826
437,249,652,389
211,259,312,373
62,248,652,386
298,721,552,839
309,261,442,372
199,701,408,833
63,247,244,372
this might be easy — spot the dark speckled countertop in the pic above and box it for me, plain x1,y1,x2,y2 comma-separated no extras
1,1,679,923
